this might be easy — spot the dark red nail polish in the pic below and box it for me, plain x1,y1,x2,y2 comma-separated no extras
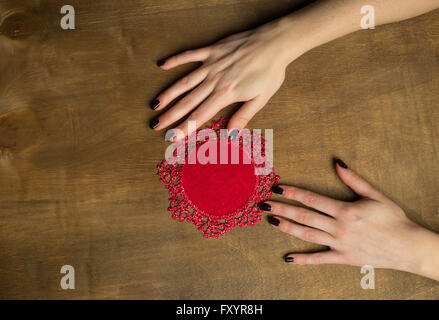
335,158,348,169
267,215,279,226
150,99,160,110
157,59,166,67
272,186,284,195
284,256,294,263
150,118,159,129
258,202,271,212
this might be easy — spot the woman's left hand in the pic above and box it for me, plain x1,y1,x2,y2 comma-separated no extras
260,159,439,280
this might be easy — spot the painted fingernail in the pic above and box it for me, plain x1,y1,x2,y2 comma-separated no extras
149,118,159,129
228,129,239,141
150,99,160,110
157,59,166,67
272,186,284,195
285,256,294,263
267,215,279,226
165,129,176,142
335,158,348,169
258,202,272,212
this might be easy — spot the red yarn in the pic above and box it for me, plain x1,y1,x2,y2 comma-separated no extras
157,118,279,238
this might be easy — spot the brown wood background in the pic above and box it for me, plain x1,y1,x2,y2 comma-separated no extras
0,0,438,299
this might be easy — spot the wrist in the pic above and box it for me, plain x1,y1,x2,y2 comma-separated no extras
259,15,310,65
411,227,439,281
401,225,439,281
261,2,363,66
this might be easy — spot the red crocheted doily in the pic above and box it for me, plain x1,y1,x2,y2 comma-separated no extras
157,118,279,238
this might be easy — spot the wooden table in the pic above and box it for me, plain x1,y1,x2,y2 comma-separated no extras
0,0,438,299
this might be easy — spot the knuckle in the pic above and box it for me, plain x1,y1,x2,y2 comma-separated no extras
198,65,209,76
271,203,284,215
308,254,322,265
338,205,359,221
207,62,222,76
334,224,347,238
283,186,297,199
302,229,316,242
206,69,222,82
295,209,311,225
181,95,195,106
214,84,233,98
179,76,192,87
303,191,318,206
213,72,224,82
281,222,295,235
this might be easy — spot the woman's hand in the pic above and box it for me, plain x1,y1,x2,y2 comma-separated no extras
150,18,299,140
260,159,439,281
149,0,439,140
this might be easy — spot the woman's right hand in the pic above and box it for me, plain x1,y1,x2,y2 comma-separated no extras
150,18,300,140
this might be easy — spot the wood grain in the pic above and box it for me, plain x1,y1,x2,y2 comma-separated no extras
0,0,438,299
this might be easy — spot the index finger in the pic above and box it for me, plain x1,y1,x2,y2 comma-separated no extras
173,89,233,139
275,185,345,217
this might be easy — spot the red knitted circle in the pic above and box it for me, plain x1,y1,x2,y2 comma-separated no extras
182,140,256,216
157,118,279,238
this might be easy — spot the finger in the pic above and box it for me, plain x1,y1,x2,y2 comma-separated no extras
268,216,335,247
216,30,251,44
335,159,386,201
277,185,345,218
284,251,344,265
227,96,269,131
155,68,209,110
160,48,210,70
262,201,337,234
154,79,216,130
173,88,233,139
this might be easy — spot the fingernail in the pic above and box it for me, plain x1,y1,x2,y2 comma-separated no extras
149,118,159,129
335,158,348,169
157,59,166,67
267,215,279,226
258,202,272,212
165,129,176,142
228,129,239,141
272,186,284,195
284,256,294,263
150,99,160,110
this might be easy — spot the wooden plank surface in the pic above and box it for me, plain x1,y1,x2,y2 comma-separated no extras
0,0,438,299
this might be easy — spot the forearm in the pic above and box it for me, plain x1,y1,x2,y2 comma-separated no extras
271,0,439,63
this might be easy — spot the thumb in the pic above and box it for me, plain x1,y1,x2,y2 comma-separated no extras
335,158,386,201
227,96,268,132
